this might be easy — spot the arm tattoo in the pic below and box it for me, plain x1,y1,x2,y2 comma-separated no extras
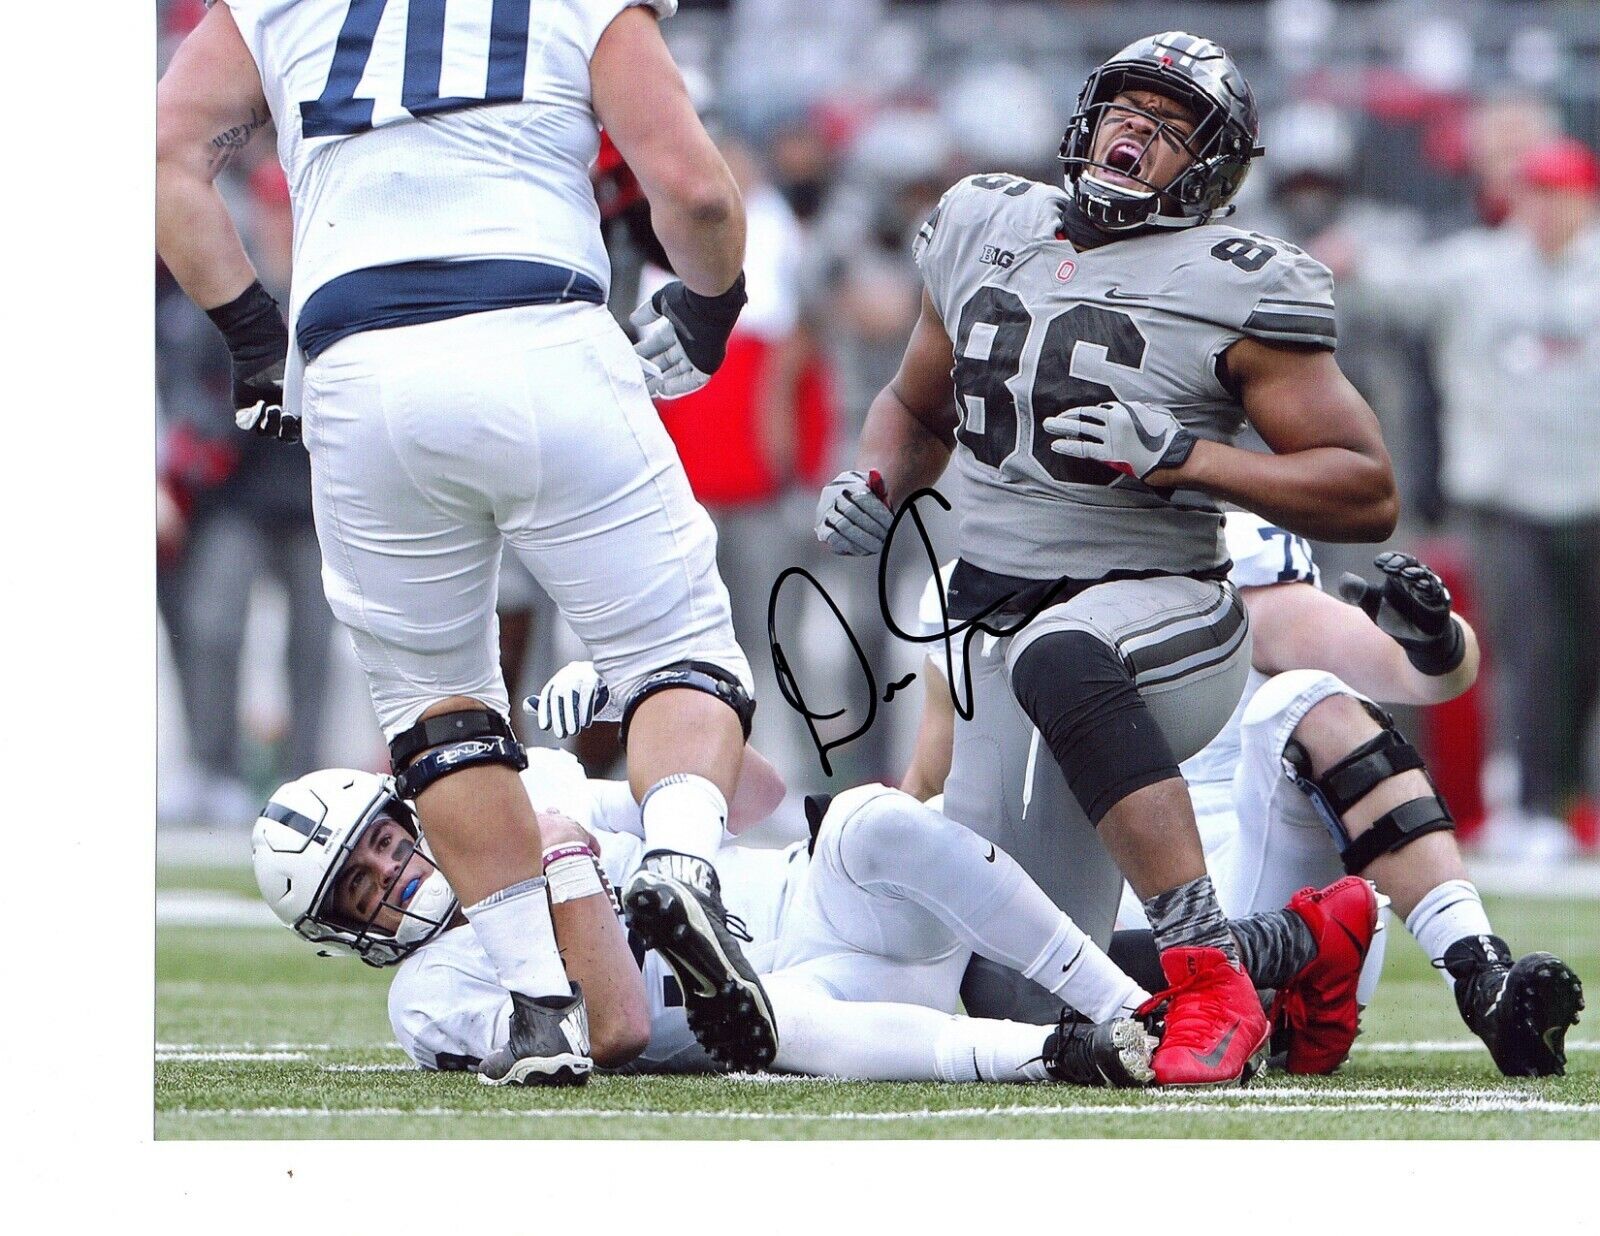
208,106,269,175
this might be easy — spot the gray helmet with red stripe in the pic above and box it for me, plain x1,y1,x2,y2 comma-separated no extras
1060,31,1263,232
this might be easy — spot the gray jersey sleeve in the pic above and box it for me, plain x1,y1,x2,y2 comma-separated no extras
1188,228,1339,351
913,174,1057,319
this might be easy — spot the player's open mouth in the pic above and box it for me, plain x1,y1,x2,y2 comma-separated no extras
1100,138,1147,186
400,875,422,907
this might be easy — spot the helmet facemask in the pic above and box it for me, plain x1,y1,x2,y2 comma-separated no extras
1060,35,1262,233
297,806,458,968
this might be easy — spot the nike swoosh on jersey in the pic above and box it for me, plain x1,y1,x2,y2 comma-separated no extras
1189,1020,1239,1069
1103,286,1154,301
984,845,997,863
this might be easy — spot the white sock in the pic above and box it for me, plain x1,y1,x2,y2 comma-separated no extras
1022,919,1149,1022
763,971,1052,1082
640,774,727,867
462,877,569,999
1405,878,1494,988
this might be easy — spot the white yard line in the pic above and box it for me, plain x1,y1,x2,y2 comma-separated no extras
157,1050,308,1062
1356,1040,1598,1053
168,1098,1600,1122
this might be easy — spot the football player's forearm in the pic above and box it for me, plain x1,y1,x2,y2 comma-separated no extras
857,386,953,503
155,168,259,310
1164,439,1398,542
648,173,746,295
1397,616,1480,704
550,891,651,1068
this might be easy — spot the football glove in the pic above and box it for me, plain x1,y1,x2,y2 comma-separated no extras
523,661,609,739
816,468,893,556
629,273,747,400
1042,400,1197,482
1338,551,1465,676
206,281,299,444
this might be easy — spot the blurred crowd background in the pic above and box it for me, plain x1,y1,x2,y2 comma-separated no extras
156,0,1600,862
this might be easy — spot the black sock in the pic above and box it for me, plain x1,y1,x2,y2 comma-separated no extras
1108,929,1166,993
1231,909,1317,990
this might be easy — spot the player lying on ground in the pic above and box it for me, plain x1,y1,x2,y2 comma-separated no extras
909,517,1584,1075
253,731,1374,1084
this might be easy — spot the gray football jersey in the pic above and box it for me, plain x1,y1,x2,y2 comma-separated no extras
913,173,1337,582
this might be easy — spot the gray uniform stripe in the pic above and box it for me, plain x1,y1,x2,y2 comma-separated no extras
1243,308,1338,344
1114,585,1231,650
1120,587,1247,681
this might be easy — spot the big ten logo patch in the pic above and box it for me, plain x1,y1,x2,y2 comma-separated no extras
980,245,1016,269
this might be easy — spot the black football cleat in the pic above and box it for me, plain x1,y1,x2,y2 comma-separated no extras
1042,1012,1157,1087
477,984,592,1087
624,861,778,1071
1442,935,1585,1077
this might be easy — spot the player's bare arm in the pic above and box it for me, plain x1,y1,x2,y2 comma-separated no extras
1153,339,1399,542
155,1,268,309
817,290,958,555
1244,580,1479,705
861,290,961,501
591,7,742,296
536,810,651,1067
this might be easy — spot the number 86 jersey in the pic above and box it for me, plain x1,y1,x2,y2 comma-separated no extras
913,173,1337,584
220,0,675,335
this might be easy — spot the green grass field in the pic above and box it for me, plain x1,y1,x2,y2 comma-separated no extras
156,860,1598,1140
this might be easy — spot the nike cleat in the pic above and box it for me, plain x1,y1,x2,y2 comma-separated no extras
624,865,779,1071
1443,935,1586,1077
1139,945,1270,1086
1272,877,1379,1075
478,984,592,1087
1043,1013,1157,1087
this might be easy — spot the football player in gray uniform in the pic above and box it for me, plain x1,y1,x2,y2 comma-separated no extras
816,32,1398,1085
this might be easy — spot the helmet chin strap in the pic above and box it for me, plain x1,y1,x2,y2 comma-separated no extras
393,869,459,947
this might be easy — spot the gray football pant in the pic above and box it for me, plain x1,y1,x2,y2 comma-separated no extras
945,576,1251,1023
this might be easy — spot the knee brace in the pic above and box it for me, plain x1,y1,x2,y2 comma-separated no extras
1011,629,1180,824
1282,700,1454,874
388,709,528,801
618,659,756,746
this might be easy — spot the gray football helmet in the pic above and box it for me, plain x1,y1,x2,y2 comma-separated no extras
1060,31,1263,232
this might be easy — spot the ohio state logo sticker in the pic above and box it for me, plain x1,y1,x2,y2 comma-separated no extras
1055,259,1076,282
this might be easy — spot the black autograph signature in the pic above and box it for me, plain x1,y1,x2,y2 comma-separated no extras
767,487,1078,774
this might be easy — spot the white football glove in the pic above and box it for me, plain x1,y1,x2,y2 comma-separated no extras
815,468,893,556
628,275,747,401
523,661,609,739
1041,400,1197,481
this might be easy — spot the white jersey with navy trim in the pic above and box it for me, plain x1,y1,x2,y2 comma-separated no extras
220,0,676,331
387,749,803,1072
1178,511,1320,793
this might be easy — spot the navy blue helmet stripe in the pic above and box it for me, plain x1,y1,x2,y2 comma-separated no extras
263,800,332,844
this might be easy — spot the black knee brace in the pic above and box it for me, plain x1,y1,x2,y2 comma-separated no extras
618,659,756,746
388,709,527,801
1283,700,1454,874
1011,629,1181,824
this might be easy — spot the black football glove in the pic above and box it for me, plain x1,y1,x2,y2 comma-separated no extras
206,281,299,444
630,273,747,399
1338,551,1465,675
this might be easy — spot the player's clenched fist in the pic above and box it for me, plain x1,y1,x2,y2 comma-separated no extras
1338,552,1465,675
816,468,893,556
207,281,300,444
630,273,748,400
1042,400,1197,482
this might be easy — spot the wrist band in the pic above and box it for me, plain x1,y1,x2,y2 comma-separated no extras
206,280,286,351
1406,616,1466,677
543,844,606,905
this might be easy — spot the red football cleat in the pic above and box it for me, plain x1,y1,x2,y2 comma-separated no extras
1139,946,1270,1086
1273,877,1379,1075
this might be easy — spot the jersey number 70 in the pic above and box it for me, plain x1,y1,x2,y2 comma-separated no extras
301,0,532,139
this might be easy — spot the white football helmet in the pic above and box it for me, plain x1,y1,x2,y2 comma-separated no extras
251,768,458,967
